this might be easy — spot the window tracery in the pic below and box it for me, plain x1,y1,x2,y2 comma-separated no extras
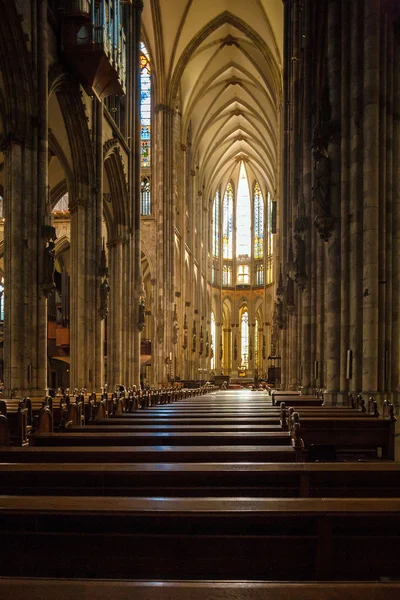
222,183,233,259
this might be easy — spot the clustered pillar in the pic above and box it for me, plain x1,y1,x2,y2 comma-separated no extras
280,0,400,404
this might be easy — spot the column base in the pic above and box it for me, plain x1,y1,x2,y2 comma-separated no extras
323,391,338,406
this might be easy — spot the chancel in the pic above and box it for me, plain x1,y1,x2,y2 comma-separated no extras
0,0,400,597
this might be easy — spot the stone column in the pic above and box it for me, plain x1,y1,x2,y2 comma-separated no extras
392,4,400,402
126,0,144,387
91,98,104,390
69,199,88,389
362,0,380,394
384,8,394,397
154,104,175,384
324,0,341,405
339,0,351,403
3,139,43,396
300,0,312,394
349,0,363,395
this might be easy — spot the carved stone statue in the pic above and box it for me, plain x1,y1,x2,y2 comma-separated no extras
42,240,56,296
137,297,145,331
182,330,188,350
311,102,335,241
172,320,179,345
99,276,110,320
312,141,331,216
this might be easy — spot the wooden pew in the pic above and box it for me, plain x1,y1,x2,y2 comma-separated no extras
1,496,400,580
3,579,400,600
290,413,396,460
0,444,298,463
72,423,284,432
1,579,399,600
0,400,29,446
29,430,292,447
2,462,400,498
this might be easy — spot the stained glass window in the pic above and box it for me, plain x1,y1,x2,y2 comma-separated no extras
254,183,264,259
237,163,251,257
241,309,249,369
237,264,249,285
211,312,216,370
222,264,232,286
254,318,259,368
222,183,233,259
256,264,264,285
0,277,4,322
212,190,220,257
140,42,151,170
267,190,273,256
141,176,151,216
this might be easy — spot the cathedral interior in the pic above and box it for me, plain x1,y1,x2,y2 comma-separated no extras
1,0,400,596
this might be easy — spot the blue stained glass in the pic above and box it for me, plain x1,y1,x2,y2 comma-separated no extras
254,182,264,259
140,43,151,169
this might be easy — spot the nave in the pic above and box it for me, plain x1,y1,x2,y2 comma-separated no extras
1,387,400,598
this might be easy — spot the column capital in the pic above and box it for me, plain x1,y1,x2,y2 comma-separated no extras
130,0,144,11
0,130,26,152
155,103,174,116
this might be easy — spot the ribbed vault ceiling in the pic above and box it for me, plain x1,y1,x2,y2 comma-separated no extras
142,0,283,200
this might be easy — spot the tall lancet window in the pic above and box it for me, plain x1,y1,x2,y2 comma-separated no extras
254,318,259,369
240,309,249,369
236,163,251,257
222,183,233,259
140,42,151,170
212,190,220,257
267,191,273,256
254,182,264,259
211,311,216,370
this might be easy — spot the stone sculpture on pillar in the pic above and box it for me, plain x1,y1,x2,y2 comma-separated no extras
41,225,57,297
182,312,188,350
312,118,335,241
192,321,197,353
99,276,110,320
205,330,210,358
294,233,307,291
172,303,179,344
137,297,146,332
99,239,110,320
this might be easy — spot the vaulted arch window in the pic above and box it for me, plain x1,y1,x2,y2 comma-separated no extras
222,264,232,286
140,176,151,216
241,309,249,369
212,190,220,257
256,264,264,285
211,311,216,370
140,42,151,170
267,191,273,256
0,277,4,322
237,164,251,257
222,183,233,259
254,182,264,259
254,318,259,369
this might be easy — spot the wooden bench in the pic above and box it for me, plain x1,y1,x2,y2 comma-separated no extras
1,462,400,498
0,579,399,600
1,496,400,580
290,414,396,460
0,444,298,463
29,430,292,447
0,400,29,446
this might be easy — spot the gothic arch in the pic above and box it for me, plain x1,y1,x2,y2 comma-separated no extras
104,149,129,236
0,0,34,139
169,11,281,106
54,78,95,198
